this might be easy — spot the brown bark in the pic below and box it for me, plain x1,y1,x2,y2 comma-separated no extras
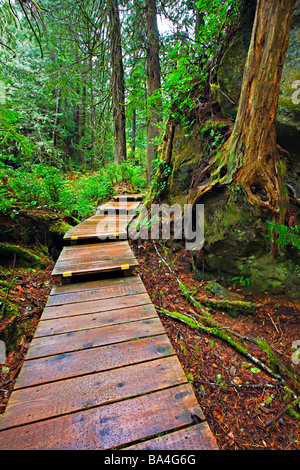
225,0,296,220
145,0,162,183
53,86,61,147
108,0,127,164
190,0,296,223
131,108,136,156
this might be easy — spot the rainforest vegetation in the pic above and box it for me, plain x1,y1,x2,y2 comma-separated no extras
0,0,300,450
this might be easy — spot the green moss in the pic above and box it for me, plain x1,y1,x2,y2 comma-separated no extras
0,291,20,320
49,220,72,237
0,243,49,268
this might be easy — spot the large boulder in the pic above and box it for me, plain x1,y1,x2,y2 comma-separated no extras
199,186,299,296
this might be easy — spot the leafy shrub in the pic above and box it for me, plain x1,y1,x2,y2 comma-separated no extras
0,160,146,221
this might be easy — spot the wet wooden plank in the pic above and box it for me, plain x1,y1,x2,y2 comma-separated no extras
98,201,141,210
26,318,165,359
14,335,175,389
0,384,202,450
55,251,133,267
49,275,142,296
113,194,143,201
0,356,187,430
51,256,138,278
35,304,158,338
124,423,219,450
64,231,128,241
61,240,128,251
64,223,130,240
66,227,128,237
97,201,141,215
55,244,133,263
42,293,151,320
46,281,146,307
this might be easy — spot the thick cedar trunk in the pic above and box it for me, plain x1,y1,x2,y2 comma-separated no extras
145,0,161,183
221,0,296,220
190,0,296,223
108,0,127,164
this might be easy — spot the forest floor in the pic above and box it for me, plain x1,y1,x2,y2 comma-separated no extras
0,235,299,451
131,239,300,451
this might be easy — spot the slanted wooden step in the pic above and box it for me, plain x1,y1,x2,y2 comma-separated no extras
64,215,131,243
51,242,138,281
96,200,141,216
0,274,218,450
0,195,219,450
113,193,143,202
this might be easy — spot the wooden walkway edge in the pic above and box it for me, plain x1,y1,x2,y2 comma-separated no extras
0,195,218,450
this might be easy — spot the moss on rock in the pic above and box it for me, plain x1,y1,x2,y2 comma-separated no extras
0,243,49,268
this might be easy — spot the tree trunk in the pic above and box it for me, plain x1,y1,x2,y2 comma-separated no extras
90,55,95,169
80,71,87,141
145,0,161,183
53,86,61,147
131,108,136,156
108,0,127,165
190,0,296,224
220,0,296,221
194,1,204,41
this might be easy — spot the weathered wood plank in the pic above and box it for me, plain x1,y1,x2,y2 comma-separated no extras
51,256,138,278
0,356,187,430
49,275,142,296
0,384,202,450
55,246,133,263
42,293,151,320
98,201,141,211
46,281,146,307
113,194,143,201
124,423,219,450
61,240,128,251
55,252,134,267
26,318,165,359
64,231,128,241
14,335,175,389
35,304,158,338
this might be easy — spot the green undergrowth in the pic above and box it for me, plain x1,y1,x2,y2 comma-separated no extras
0,160,146,221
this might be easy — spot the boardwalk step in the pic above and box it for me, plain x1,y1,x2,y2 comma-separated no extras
113,193,143,202
0,195,218,450
96,200,141,215
52,242,138,280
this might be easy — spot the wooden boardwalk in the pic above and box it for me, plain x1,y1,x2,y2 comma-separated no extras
0,195,218,450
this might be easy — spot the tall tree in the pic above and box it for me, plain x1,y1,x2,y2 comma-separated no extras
190,0,297,225
145,0,161,183
108,0,127,164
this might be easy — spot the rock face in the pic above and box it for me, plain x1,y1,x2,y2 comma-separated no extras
200,186,299,296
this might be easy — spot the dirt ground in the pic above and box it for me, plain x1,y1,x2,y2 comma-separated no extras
0,239,299,451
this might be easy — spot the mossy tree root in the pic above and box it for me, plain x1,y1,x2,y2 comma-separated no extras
157,306,300,423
